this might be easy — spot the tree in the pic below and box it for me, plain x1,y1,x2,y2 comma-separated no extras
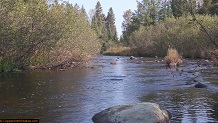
159,0,173,20
208,3,218,15
121,0,172,46
122,9,133,32
91,1,108,51
91,1,103,36
121,9,134,45
135,0,163,26
196,0,218,15
106,7,118,43
171,0,189,18
80,5,88,20
189,0,218,55
0,0,100,71
206,0,218,15
74,3,80,10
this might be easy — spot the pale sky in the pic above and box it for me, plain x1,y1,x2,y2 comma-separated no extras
68,0,137,37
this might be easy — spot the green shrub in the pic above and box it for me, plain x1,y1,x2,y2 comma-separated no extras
128,15,218,58
0,0,100,70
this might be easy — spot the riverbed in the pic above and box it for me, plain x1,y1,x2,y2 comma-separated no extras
0,56,218,123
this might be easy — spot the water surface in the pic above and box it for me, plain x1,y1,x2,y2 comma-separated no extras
0,56,218,123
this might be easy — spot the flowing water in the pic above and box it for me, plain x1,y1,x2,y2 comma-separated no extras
0,56,218,123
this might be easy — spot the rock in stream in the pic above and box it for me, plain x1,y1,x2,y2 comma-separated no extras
92,102,171,123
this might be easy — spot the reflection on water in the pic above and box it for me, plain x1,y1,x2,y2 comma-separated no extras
141,89,218,123
0,56,218,123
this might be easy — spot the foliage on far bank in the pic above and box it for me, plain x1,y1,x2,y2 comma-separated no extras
110,15,218,58
128,15,218,58
118,0,218,59
103,46,136,56
0,0,100,72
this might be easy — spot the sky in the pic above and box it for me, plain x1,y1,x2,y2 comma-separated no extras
68,0,137,37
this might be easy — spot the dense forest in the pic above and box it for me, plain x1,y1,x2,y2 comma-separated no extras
0,0,218,72
118,0,218,58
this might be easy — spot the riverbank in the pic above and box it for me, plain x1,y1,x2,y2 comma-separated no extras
0,56,95,73
103,46,218,67
105,46,217,58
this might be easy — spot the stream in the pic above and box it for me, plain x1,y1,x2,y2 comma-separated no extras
0,56,218,123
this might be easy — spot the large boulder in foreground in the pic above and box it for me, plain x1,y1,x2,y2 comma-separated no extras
92,102,171,123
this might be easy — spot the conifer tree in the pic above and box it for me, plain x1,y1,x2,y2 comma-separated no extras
159,0,173,20
134,0,163,26
80,5,88,20
106,7,118,43
198,0,218,15
91,1,108,51
171,0,189,18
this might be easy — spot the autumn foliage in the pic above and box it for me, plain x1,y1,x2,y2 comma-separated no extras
0,0,100,71
165,48,183,68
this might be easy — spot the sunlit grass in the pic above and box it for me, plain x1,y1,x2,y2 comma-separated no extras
103,46,137,56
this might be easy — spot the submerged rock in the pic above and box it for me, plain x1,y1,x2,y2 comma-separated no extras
92,102,171,123
110,61,117,65
194,82,207,88
185,81,194,85
130,56,136,60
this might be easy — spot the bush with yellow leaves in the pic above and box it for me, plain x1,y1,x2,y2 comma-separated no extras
165,48,183,69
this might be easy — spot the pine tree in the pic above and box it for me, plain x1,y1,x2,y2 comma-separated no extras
199,0,218,15
171,0,189,18
80,5,88,20
159,0,173,20
188,0,197,14
91,2,106,38
74,3,80,10
106,7,118,43
135,0,163,26
91,1,108,51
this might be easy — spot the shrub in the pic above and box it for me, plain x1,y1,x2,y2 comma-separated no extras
127,15,218,58
0,0,100,71
164,48,183,68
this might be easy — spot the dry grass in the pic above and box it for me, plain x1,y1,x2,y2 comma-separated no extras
165,48,183,68
104,46,131,53
103,46,135,56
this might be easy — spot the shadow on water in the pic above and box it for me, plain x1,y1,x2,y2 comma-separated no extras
0,56,218,123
